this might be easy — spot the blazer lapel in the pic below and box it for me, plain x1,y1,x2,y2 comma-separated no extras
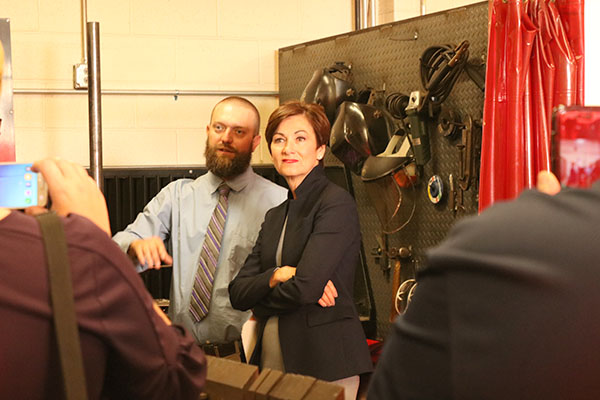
262,202,289,269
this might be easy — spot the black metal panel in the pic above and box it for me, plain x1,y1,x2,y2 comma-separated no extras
278,2,488,339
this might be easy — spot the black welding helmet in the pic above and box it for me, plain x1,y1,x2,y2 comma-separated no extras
300,62,356,124
361,133,418,233
330,101,396,175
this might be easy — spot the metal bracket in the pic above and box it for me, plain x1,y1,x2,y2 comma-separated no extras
405,90,431,166
73,62,88,90
371,233,391,277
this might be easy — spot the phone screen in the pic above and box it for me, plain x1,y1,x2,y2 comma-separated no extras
0,163,43,208
553,106,600,188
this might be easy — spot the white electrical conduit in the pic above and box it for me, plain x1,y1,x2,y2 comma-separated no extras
80,0,87,63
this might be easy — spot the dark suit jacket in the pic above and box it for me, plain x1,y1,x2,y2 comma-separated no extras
229,165,373,381
369,182,600,400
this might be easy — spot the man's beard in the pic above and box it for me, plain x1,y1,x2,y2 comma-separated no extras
204,141,252,179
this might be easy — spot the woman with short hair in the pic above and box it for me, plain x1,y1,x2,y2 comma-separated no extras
229,100,373,400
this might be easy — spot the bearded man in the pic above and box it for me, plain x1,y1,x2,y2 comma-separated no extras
113,97,287,356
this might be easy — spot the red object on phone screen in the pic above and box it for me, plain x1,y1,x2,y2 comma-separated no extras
553,106,600,188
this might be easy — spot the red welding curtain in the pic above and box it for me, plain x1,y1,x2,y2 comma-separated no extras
478,0,584,212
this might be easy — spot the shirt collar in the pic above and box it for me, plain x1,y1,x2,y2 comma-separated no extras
289,164,325,199
206,166,255,194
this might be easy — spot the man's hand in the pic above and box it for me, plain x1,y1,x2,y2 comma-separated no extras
318,280,338,307
269,266,296,288
28,158,111,236
537,170,561,195
128,237,173,269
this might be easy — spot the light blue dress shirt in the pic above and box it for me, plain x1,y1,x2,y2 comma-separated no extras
113,167,287,343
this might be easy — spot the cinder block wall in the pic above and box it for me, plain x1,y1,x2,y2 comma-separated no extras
2,0,353,166
4,0,595,167
379,0,481,24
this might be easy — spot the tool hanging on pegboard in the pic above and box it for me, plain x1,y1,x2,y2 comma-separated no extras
330,93,396,176
437,106,476,214
388,246,416,321
370,235,417,319
371,233,390,278
300,61,356,125
404,41,471,171
326,85,418,234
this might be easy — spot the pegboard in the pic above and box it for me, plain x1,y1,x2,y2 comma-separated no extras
278,2,488,339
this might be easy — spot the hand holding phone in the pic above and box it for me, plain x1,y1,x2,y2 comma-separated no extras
0,163,48,209
31,158,111,236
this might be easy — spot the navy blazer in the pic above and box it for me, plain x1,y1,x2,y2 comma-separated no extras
229,165,373,381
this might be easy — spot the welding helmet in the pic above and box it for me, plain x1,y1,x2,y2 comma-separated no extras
361,133,418,233
330,101,396,175
301,62,356,124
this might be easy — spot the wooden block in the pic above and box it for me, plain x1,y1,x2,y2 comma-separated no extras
255,369,284,400
302,379,344,400
268,373,316,400
244,368,276,400
205,354,217,369
205,355,259,400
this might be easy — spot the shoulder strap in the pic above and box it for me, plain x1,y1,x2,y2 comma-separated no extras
36,212,88,400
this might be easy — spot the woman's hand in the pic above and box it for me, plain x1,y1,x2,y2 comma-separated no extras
269,266,339,307
318,280,338,307
269,266,296,288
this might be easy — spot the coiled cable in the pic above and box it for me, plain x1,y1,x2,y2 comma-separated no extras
419,40,470,106
385,92,410,120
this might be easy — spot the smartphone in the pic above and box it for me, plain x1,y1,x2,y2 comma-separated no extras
552,106,600,188
0,162,48,209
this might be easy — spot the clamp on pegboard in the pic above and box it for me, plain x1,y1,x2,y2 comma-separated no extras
388,246,416,321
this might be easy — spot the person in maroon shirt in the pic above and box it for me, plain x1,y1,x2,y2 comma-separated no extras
0,158,206,400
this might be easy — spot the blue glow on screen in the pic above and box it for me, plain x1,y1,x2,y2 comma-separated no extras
0,163,39,208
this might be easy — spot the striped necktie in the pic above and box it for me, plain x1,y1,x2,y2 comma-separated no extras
189,183,230,322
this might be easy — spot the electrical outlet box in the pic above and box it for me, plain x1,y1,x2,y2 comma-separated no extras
73,62,88,89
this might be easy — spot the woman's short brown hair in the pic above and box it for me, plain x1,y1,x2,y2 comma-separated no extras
265,100,331,153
